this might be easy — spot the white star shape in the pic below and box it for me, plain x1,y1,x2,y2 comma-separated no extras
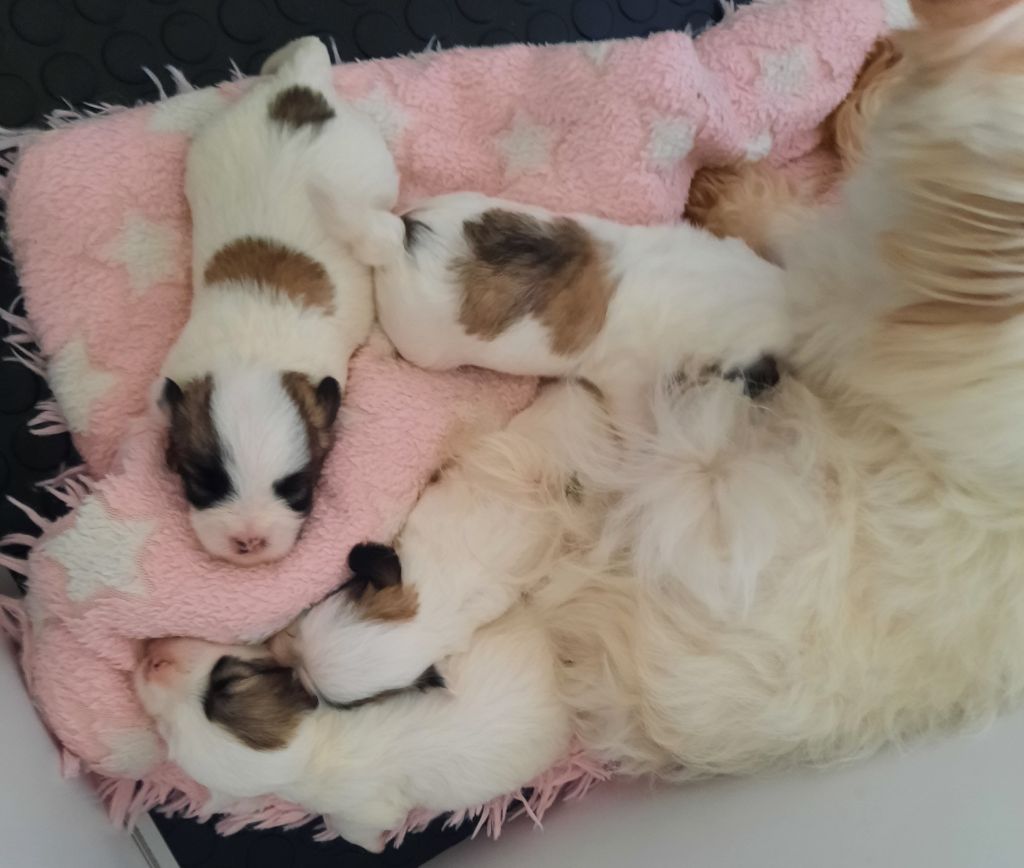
759,46,811,99
497,112,552,178
579,41,613,67
100,213,180,296
354,84,408,147
744,130,774,162
149,87,228,135
46,338,117,435
648,117,696,170
884,0,917,28
42,496,154,603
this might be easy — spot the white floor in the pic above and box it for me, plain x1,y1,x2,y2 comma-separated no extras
437,708,1024,867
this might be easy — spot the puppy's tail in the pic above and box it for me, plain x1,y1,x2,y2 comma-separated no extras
260,36,333,84
310,185,405,267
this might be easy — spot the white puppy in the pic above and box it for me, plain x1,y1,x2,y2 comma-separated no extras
160,37,400,564
270,380,611,706
135,606,571,854
373,192,788,423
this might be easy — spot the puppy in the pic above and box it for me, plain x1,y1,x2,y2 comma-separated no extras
160,37,400,564
135,607,571,853
373,192,789,424
270,380,612,706
541,0,1024,778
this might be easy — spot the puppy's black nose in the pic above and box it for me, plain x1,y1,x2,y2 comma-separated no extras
726,355,780,399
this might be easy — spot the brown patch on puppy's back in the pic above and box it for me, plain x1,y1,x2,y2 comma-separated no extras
204,237,334,312
456,209,615,356
204,656,316,751
268,85,335,129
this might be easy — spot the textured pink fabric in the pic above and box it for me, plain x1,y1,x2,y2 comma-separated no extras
0,0,895,839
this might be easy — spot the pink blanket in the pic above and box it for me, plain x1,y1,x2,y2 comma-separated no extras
0,0,903,843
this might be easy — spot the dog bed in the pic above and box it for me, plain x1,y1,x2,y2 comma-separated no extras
0,0,908,861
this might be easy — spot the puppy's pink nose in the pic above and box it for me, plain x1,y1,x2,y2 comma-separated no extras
141,638,177,679
232,535,268,556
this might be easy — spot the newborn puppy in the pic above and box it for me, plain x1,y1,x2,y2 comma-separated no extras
374,192,789,424
270,380,612,706
135,607,571,853
160,37,400,564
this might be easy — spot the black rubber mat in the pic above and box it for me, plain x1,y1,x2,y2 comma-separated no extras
0,0,736,864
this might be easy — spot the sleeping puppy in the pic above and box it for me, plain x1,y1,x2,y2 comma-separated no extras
373,192,788,424
159,37,400,564
135,607,571,853
270,380,612,706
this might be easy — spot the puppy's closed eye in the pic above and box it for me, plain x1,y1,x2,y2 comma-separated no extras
274,471,313,514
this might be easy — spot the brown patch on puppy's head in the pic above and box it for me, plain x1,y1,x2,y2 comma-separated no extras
268,85,335,129
203,237,335,312
345,542,419,622
274,373,342,514
456,209,615,356
203,655,317,750
162,376,234,510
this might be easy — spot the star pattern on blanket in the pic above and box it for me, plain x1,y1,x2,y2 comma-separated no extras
647,117,696,170
149,87,229,135
47,338,116,435
497,112,552,179
744,131,774,161
579,41,614,67
42,497,155,603
100,213,180,296
759,46,811,99
355,85,409,147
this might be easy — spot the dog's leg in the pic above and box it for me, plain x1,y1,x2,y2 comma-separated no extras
685,163,814,266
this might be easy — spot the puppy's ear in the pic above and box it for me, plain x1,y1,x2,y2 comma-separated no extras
347,542,402,590
415,665,446,691
316,376,342,427
159,378,184,414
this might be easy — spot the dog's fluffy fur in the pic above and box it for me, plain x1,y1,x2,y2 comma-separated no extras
548,0,1024,777
159,37,399,564
135,607,571,853
270,380,613,706
374,192,789,424
288,0,1024,782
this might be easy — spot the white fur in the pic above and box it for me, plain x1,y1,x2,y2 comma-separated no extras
278,381,613,705
289,6,1024,784
374,191,790,424
543,5,1024,777
160,37,399,563
136,608,571,853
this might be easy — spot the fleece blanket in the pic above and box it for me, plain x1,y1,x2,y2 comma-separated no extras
0,0,909,843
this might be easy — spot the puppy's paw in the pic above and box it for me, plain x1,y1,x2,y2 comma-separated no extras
351,212,407,268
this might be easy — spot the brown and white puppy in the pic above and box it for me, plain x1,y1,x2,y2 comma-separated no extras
135,606,572,853
160,37,400,564
374,192,789,426
270,380,611,707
